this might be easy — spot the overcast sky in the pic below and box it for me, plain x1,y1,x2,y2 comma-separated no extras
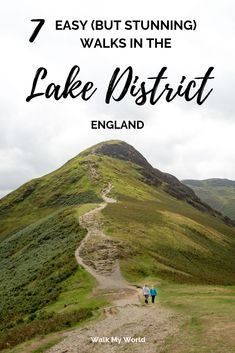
0,0,234,197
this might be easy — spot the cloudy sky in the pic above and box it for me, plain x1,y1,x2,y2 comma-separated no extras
0,0,234,197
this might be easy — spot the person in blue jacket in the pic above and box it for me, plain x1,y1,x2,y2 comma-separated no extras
150,285,157,303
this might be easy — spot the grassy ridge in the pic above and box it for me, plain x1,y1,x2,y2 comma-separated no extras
0,151,105,350
98,155,235,285
0,155,102,240
103,199,235,284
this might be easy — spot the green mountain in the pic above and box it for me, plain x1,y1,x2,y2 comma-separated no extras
182,178,235,221
0,140,235,349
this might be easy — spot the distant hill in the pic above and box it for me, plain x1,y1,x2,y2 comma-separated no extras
0,140,235,348
182,178,235,221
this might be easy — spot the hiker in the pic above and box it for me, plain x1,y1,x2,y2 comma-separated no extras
142,284,150,304
150,285,157,303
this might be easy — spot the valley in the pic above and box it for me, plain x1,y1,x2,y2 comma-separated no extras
182,178,235,221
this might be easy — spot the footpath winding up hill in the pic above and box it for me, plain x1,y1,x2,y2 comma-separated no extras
45,184,181,353
0,140,235,352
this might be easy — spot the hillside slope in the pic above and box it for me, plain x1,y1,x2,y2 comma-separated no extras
182,179,235,221
0,140,235,348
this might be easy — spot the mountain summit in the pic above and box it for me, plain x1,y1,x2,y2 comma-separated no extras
84,140,233,221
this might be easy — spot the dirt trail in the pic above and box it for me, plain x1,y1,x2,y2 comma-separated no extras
75,183,130,291
46,184,181,353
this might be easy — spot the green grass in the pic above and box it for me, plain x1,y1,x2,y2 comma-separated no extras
0,308,93,351
157,282,235,353
0,266,107,353
42,267,107,314
0,155,102,240
102,198,235,285
30,339,63,353
0,336,63,353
